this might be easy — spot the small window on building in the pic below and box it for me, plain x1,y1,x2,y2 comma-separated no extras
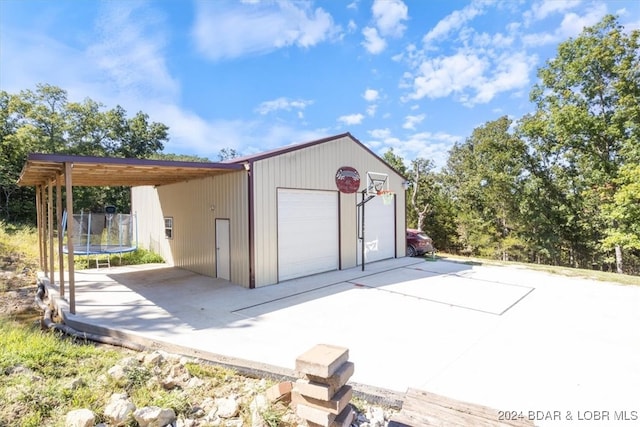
164,217,173,239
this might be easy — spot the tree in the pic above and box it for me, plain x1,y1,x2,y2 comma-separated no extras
0,85,169,222
218,148,240,161
520,15,640,273
382,148,407,175
445,117,527,260
408,158,436,233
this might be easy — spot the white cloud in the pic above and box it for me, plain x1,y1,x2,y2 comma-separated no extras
372,0,408,37
423,1,487,46
88,2,179,100
407,47,535,106
410,52,487,100
522,2,608,46
402,114,425,130
369,128,392,139
192,1,340,61
366,104,378,117
255,97,313,115
363,88,379,102
338,113,365,125
369,130,461,170
527,0,582,22
472,52,535,104
556,3,608,38
362,26,386,54
153,104,247,156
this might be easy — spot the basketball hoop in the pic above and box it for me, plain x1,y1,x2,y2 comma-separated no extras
379,190,394,205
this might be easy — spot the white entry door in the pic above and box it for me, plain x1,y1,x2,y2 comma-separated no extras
215,219,230,280
278,189,339,281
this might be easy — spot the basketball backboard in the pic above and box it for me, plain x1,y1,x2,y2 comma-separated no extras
365,172,389,197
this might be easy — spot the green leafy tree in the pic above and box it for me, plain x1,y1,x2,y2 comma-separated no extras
445,117,527,260
382,148,407,175
0,84,169,222
407,158,437,234
217,148,240,161
383,148,456,252
520,15,640,272
151,153,212,162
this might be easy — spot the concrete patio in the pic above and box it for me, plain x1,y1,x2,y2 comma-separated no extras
45,257,640,426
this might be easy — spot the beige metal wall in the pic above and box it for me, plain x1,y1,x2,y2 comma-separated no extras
252,134,406,287
132,171,250,287
132,185,175,265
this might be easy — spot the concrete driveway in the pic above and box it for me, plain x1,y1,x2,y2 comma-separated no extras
54,257,640,425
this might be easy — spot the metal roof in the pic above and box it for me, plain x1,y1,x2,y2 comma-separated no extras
17,153,245,187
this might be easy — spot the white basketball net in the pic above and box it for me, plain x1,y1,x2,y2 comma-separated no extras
380,191,394,205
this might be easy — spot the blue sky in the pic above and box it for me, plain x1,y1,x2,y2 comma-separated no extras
1,1,639,169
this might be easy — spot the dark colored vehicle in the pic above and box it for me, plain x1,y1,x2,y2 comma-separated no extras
406,229,435,257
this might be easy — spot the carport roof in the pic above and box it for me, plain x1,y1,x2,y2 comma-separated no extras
17,153,245,187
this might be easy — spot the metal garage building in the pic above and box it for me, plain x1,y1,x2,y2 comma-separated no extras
133,133,407,288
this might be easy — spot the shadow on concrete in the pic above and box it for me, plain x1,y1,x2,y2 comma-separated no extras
61,257,536,337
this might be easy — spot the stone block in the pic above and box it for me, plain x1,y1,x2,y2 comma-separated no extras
302,361,354,390
265,381,292,403
334,405,356,427
292,385,352,415
295,361,353,400
297,403,335,427
295,344,349,378
307,406,355,427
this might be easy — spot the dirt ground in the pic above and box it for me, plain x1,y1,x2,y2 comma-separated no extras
0,253,40,322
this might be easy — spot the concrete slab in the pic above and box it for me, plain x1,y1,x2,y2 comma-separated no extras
49,257,640,426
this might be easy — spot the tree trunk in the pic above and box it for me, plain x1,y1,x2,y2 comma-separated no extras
615,245,623,274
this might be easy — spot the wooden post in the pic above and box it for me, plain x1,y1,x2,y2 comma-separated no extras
48,181,54,285
57,173,65,298
64,162,76,314
41,185,48,276
36,185,43,270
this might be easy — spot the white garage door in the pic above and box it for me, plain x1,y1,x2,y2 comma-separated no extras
358,194,395,264
278,189,339,281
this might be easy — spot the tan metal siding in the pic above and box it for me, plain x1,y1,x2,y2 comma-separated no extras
252,135,406,287
132,171,250,287
132,186,174,265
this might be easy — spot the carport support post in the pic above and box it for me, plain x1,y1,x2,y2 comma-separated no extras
56,174,64,298
48,181,54,286
64,162,76,314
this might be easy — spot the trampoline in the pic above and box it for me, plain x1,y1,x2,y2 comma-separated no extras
63,208,137,268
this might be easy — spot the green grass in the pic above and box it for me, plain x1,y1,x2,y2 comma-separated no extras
0,222,39,278
73,248,164,270
0,318,126,427
438,253,640,286
0,222,307,426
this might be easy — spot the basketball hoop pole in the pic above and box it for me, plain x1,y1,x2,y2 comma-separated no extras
357,189,375,271
358,171,388,271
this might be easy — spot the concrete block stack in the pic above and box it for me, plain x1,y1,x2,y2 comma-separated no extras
293,344,355,427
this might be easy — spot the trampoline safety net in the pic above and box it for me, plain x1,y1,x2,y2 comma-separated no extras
63,211,137,255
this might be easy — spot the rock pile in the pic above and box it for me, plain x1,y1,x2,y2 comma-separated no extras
62,349,396,427
64,350,297,427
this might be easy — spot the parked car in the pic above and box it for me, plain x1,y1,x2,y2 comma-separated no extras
406,229,435,257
